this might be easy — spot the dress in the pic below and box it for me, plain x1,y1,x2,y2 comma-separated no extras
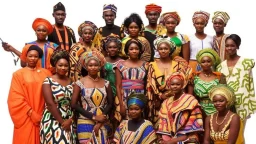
157,93,204,144
114,61,148,121
114,120,157,144
40,77,76,144
213,34,230,61
147,57,192,126
75,80,111,144
217,58,256,120
144,24,166,36
7,67,51,144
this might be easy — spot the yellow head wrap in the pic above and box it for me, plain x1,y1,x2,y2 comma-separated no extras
196,48,221,67
212,11,230,24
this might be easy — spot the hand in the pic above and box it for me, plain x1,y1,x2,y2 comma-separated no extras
61,119,72,132
30,111,41,126
120,103,126,117
94,114,107,123
93,123,102,136
2,42,14,52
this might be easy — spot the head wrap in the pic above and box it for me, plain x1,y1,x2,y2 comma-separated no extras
78,21,98,37
154,36,176,55
103,4,117,13
196,48,221,67
145,3,162,14
192,10,210,24
77,50,106,71
208,84,235,107
20,44,43,62
32,18,53,35
159,12,181,25
166,72,186,88
101,33,122,51
212,11,230,24
50,50,69,67
53,2,65,12
127,93,147,109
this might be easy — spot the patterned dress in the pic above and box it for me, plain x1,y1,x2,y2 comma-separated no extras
114,120,157,144
75,80,111,144
157,93,204,144
114,61,148,121
217,57,256,120
40,77,76,144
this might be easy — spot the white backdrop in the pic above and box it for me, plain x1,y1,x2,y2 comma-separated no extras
0,0,255,143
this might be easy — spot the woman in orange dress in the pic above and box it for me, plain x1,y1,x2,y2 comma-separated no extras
7,45,51,144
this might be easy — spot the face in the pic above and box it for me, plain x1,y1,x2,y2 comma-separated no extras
82,29,93,43
128,104,142,119
106,41,119,57
213,18,226,33
158,43,171,58
146,11,160,24
103,11,116,25
213,94,228,111
35,25,48,40
169,78,183,95
55,58,69,76
194,18,206,33
165,17,178,32
225,39,238,56
200,56,213,71
86,59,100,75
26,50,39,67
128,43,140,59
128,22,140,37
53,10,66,24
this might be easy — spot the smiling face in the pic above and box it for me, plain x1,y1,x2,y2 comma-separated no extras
86,59,100,75
169,77,183,95
35,25,48,40
200,56,213,71
55,58,69,76
225,38,238,57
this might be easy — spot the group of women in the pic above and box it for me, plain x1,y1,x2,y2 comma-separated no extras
3,2,256,144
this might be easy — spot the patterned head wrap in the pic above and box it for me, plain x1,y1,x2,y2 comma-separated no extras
166,72,186,88
101,33,122,51
192,10,210,24
196,48,221,67
77,50,106,71
78,21,98,37
103,4,117,13
208,84,235,107
212,11,230,24
127,93,147,109
20,44,43,62
53,2,65,12
145,3,162,14
154,36,176,55
50,49,69,67
32,18,53,34
159,12,181,25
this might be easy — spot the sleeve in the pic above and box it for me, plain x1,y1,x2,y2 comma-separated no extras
157,99,172,135
114,121,126,142
7,72,31,128
67,26,77,43
147,64,161,100
181,34,190,44
140,38,152,62
140,122,157,144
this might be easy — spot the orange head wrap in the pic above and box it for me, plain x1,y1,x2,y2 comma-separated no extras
145,3,162,14
159,12,181,25
32,18,53,34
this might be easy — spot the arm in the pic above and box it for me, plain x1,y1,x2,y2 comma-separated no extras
228,114,240,144
103,84,113,115
187,84,194,95
167,135,188,144
182,42,190,62
115,68,123,106
2,43,22,57
203,116,211,144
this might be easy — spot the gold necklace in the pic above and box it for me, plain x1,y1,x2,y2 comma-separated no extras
216,111,230,126
88,75,99,81
203,72,212,77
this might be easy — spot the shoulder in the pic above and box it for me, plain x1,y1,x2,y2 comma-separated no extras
39,68,52,76
241,57,255,69
144,120,154,127
65,26,75,33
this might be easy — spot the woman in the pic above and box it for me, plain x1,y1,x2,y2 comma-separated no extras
114,93,157,144
156,12,190,62
40,50,76,144
147,37,192,127
212,11,230,61
2,18,58,72
188,48,225,116
189,10,214,72
114,39,148,122
121,13,152,62
157,72,204,144
204,84,243,144
217,34,256,142
71,51,113,144
69,21,100,82
7,45,51,144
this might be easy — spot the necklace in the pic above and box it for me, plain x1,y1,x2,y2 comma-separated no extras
203,72,212,77
88,75,99,81
216,111,230,126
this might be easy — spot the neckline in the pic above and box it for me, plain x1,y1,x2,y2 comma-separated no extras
210,113,235,133
49,77,72,88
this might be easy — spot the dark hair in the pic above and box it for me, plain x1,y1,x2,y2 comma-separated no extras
124,39,143,58
27,45,43,58
124,13,143,31
225,34,241,48
50,50,69,67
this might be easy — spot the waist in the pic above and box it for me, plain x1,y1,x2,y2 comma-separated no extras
122,80,144,89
